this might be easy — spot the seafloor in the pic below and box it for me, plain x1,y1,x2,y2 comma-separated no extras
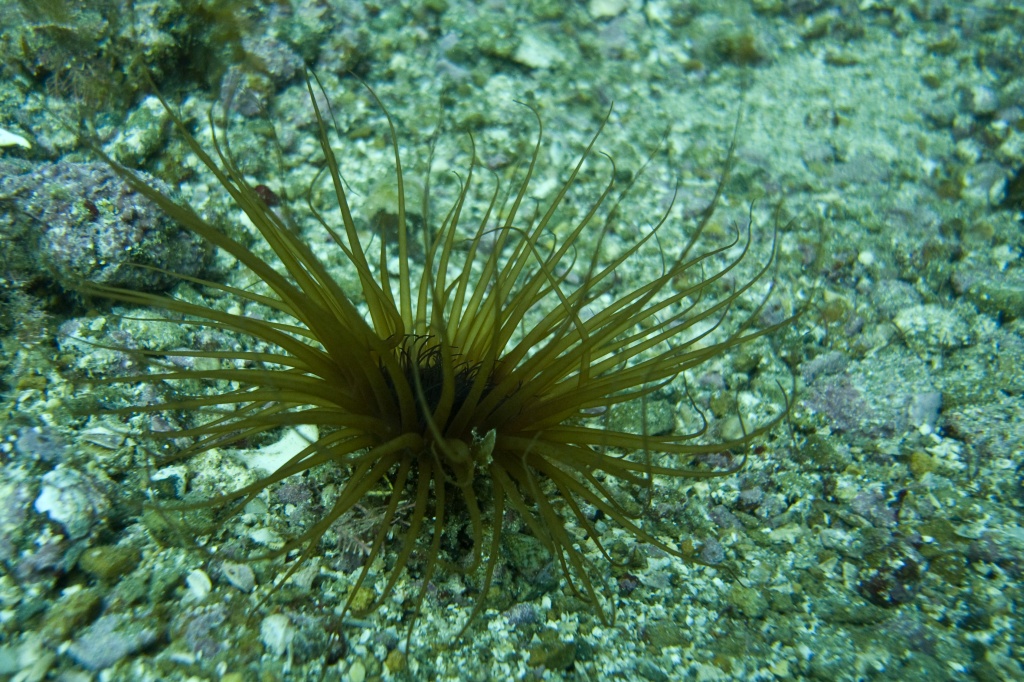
0,1,1021,681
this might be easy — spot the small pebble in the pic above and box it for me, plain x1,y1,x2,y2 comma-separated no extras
41,589,102,640
528,639,577,670
909,450,938,478
347,659,367,682
221,562,256,592
78,545,141,581
384,649,406,673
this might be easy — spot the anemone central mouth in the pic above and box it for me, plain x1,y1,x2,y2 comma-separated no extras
387,335,490,434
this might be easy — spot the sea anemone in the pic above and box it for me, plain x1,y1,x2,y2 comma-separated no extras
79,73,798,639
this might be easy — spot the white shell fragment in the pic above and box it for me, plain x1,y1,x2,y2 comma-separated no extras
79,426,128,450
185,568,212,602
260,614,295,656
242,425,319,475
33,467,110,539
248,527,284,548
588,0,628,19
0,126,30,149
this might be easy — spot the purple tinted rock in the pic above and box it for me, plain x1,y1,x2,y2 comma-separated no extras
850,491,897,528
505,603,538,627
803,378,872,435
15,539,70,579
0,472,33,563
757,300,788,327
871,279,923,318
858,553,924,608
908,391,942,432
618,573,640,596
0,159,38,275
801,351,849,384
708,504,743,530
3,161,208,292
67,614,158,671
758,494,788,521
844,315,865,336
738,486,765,511
882,616,937,656
183,606,227,658
242,34,304,84
698,371,727,391
699,537,726,565
965,537,1002,564
14,426,68,463
276,481,313,506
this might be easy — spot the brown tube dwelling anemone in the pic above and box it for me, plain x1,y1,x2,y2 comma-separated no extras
80,73,798,640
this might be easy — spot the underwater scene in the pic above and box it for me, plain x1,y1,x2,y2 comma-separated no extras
0,1,1021,680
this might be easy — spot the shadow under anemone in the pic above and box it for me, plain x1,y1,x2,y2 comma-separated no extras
76,72,801,644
